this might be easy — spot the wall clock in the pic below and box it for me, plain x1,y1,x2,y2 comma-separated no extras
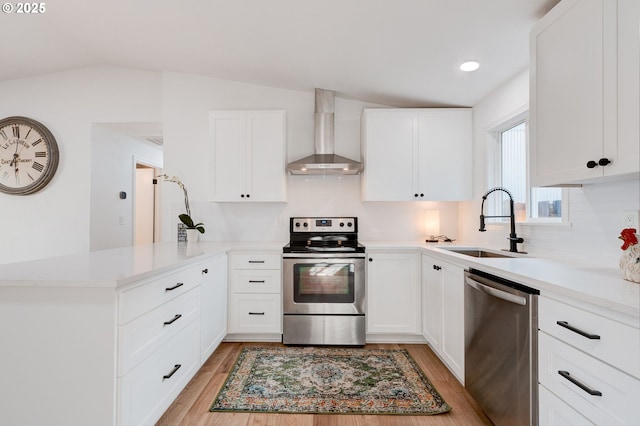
0,116,59,195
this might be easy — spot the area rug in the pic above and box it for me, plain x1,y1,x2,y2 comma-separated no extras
210,347,451,415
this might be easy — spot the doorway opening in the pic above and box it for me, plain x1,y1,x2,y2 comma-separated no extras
134,163,161,245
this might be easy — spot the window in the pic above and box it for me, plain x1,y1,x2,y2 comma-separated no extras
491,114,564,223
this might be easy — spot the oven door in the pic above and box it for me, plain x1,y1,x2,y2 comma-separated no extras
282,256,365,315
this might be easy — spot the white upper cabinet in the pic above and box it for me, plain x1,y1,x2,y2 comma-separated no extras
530,0,640,186
361,108,472,201
209,110,287,202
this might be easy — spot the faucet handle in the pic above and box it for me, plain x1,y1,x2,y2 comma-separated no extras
479,215,486,232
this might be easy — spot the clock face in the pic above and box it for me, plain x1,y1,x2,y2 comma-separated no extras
0,116,59,195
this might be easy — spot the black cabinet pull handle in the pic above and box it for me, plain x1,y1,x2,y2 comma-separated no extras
248,260,265,264
249,312,265,315
558,370,602,396
165,282,184,291
163,364,182,380
433,265,441,270
249,280,265,283
202,268,208,274
598,158,611,166
556,321,600,339
163,314,182,326
586,160,598,169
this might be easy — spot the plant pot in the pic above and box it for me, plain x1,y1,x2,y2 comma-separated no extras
186,229,200,243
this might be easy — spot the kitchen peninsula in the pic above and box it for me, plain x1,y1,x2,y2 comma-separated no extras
1,241,638,426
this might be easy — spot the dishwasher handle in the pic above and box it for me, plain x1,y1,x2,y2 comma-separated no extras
465,276,527,306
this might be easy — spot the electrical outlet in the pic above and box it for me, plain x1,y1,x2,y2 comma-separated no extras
621,210,639,229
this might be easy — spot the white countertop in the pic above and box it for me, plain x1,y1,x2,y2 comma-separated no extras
0,242,236,288
365,240,640,319
1,240,638,319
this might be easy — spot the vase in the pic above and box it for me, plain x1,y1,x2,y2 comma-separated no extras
619,245,640,284
186,229,200,243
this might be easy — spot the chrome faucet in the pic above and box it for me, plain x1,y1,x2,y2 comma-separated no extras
479,187,524,253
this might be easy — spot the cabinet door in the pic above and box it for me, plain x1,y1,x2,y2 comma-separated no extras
361,110,419,201
611,0,640,177
421,255,443,349
366,251,421,334
246,111,287,202
199,255,227,364
210,111,247,201
418,109,472,200
530,0,615,185
440,263,464,382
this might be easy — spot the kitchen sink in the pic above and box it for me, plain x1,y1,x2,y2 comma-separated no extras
439,247,524,258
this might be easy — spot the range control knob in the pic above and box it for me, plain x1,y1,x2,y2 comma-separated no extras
295,222,301,228
347,222,353,227
303,222,308,228
339,222,345,227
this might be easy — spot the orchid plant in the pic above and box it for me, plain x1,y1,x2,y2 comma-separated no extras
157,174,205,234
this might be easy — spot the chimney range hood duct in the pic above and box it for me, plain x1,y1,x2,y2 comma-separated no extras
287,89,363,175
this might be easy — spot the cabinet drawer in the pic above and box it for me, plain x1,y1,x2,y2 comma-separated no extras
119,265,204,324
118,320,200,426
539,385,594,425
230,269,281,293
119,288,200,376
228,293,281,333
539,296,640,377
229,253,281,270
539,332,640,425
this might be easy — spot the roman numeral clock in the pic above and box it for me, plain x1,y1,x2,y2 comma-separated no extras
0,116,59,195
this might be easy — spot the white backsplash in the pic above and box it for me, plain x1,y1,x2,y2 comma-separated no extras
458,178,640,267
175,175,460,244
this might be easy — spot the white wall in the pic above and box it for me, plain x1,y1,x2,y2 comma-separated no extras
161,71,459,244
459,69,640,266
0,67,162,264
90,125,162,251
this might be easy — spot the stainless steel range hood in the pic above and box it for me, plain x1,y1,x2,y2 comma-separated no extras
287,89,363,175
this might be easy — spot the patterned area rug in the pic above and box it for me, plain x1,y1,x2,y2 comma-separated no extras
210,347,451,415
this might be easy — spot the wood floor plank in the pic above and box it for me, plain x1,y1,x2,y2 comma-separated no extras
156,342,492,425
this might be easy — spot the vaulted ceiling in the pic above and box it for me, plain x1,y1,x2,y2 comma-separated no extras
1,0,560,107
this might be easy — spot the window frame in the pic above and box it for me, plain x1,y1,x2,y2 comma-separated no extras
487,109,569,225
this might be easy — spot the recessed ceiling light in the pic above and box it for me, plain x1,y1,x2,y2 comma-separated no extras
460,61,480,72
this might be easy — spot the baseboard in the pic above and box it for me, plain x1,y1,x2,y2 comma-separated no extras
365,334,427,344
224,333,283,342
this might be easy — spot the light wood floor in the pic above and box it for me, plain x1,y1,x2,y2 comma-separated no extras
157,342,493,426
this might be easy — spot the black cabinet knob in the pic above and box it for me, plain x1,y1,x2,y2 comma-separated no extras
368,257,373,262
598,158,611,166
240,194,245,198
420,193,424,197
432,265,441,270
202,268,208,274
414,193,419,197
586,160,598,169
246,194,250,198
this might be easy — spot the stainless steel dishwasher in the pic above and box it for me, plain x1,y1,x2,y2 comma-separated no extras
464,269,539,426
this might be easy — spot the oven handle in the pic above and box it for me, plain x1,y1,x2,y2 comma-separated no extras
282,254,366,259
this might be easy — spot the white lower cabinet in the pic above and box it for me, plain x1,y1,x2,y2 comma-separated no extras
538,294,640,425
118,320,200,426
366,250,421,335
421,254,465,383
539,386,594,426
198,254,228,363
227,251,282,338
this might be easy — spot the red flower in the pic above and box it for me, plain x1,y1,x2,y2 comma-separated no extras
619,228,638,250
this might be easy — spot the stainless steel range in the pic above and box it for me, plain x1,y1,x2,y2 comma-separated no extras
282,217,366,346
